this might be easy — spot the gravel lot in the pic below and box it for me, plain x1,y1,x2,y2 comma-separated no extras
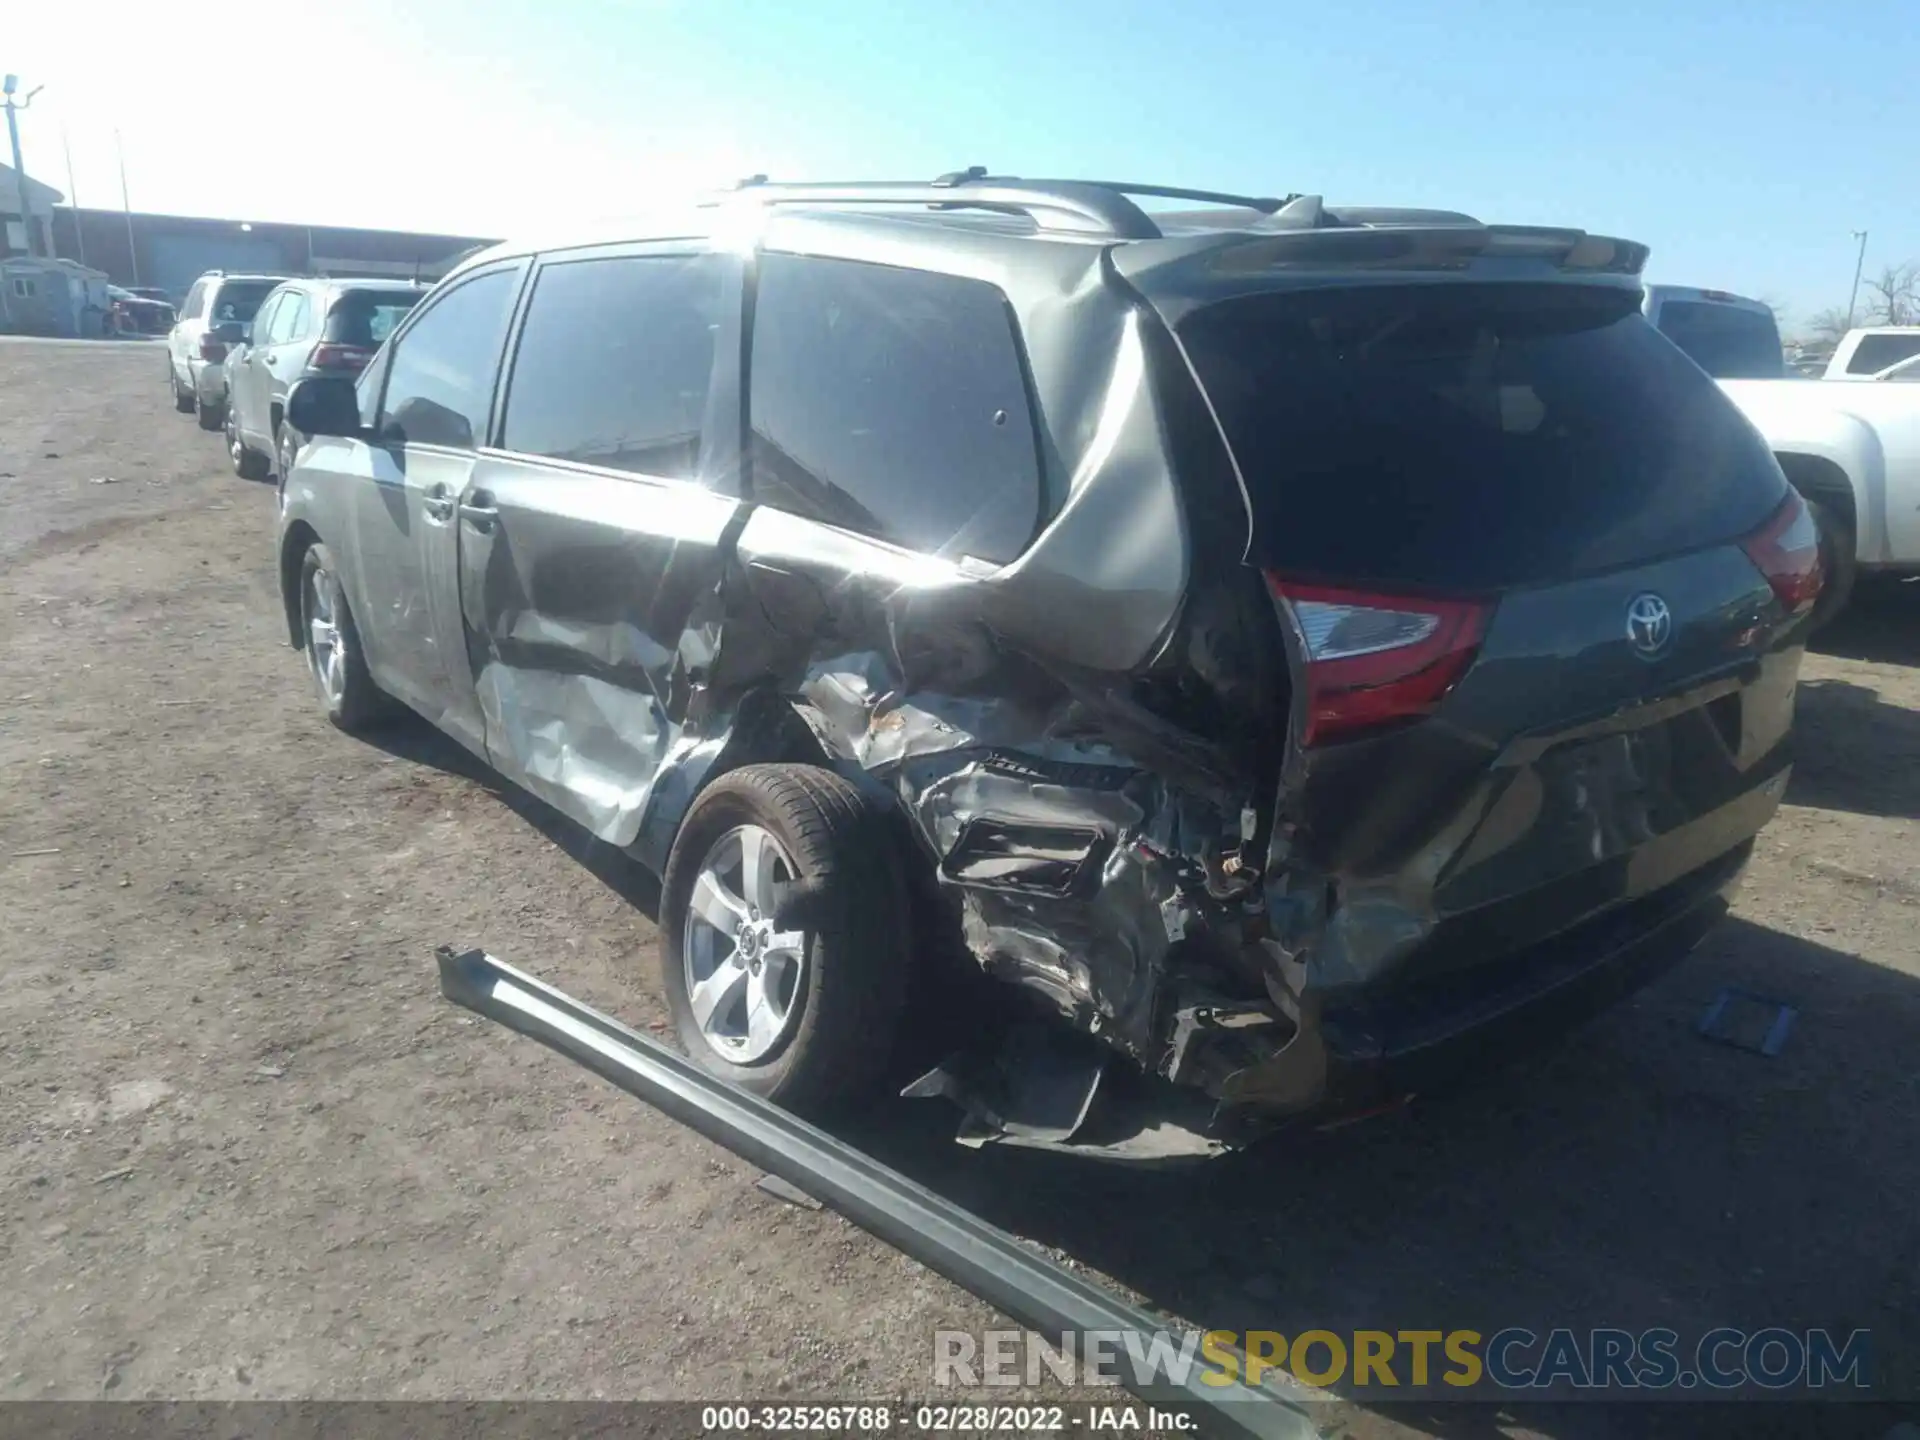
3,339,1918,1437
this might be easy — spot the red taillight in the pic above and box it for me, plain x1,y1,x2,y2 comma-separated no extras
198,335,227,361
1267,578,1493,746
309,343,373,372
1741,491,1824,616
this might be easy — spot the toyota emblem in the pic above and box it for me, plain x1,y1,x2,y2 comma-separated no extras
1625,593,1673,657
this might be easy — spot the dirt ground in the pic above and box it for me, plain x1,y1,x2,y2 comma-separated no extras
3,339,1918,1437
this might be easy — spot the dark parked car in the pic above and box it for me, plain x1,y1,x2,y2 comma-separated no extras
224,277,425,482
275,175,1818,1160
107,285,176,335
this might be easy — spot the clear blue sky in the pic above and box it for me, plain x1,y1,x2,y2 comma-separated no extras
14,0,1914,329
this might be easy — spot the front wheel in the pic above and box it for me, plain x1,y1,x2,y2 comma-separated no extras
298,542,391,732
171,365,195,413
659,765,911,1114
226,407,269,481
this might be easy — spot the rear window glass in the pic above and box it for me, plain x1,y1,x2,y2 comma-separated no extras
1179,285,1785,592
1654,301,1783,379
1847,333,1920,374
325,291,422,347
210,282,276,324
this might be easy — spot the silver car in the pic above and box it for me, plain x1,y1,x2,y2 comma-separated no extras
166,272,289,430
224,277,424,482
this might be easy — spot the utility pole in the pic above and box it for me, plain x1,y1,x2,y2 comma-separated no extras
114,129,139,285
61,126,83,266
1845,229,1868,332
3,73,46,258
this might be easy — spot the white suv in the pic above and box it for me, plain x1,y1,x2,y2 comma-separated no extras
165,272,289,430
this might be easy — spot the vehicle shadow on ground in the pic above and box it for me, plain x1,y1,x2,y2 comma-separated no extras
1812,578,1920,668
831,915,1920,1438
1787,678,1920,821
362,712,662,917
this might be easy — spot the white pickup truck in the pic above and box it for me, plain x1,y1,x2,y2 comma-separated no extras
1719,373,1920,623
1824,326,1920,381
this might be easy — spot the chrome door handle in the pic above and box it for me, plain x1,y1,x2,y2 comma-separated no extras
423,496,455,521
458,502,498,528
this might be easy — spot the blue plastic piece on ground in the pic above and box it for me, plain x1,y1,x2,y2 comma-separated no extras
1696,986,1797,1057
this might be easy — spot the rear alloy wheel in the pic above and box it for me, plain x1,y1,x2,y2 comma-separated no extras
683,824,810,1064
298,542,390,732
226,407,270,481
660,765,911,1114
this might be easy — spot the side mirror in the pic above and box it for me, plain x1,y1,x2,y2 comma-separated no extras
287,376,362,439
210,320,246,345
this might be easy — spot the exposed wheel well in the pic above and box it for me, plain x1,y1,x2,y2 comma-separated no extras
279,521,321,648
1775,452,1856,536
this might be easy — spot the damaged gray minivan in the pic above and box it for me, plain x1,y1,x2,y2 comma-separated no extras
278,175,1819,1160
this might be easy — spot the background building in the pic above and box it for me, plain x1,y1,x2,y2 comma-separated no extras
46,206,495,303
1,160,61,258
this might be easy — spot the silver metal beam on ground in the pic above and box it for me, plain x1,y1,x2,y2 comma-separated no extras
436,946,1318,1440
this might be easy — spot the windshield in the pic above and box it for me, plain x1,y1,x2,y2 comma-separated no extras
1178,283,1785,591
1653,301,1784,378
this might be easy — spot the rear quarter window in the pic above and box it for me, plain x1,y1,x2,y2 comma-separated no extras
1847,333,1920,374
748,253,1042,564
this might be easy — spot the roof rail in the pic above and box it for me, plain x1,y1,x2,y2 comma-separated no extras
720,171,1299,240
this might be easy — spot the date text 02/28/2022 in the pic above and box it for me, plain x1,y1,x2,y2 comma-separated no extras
700,1403,1198,1432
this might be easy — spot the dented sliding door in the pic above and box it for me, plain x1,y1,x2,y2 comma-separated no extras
454,245,745,847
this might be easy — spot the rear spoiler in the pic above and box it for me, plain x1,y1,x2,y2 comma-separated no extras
1113,207,1650,318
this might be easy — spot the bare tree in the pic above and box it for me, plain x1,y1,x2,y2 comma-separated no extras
1805,307,1855,344
1860,263,1920,326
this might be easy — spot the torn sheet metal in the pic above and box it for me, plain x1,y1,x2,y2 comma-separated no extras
903,1029,1233,1166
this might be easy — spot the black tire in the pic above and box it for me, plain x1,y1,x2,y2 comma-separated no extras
659,764,911,1113
170,365,195,413
1806,495,1857,632
297,542,391,732
195,390,224,431
226,407,270,481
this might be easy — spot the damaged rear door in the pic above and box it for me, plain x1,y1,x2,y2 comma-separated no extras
454,243,744,846
1168,279,1803,1014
